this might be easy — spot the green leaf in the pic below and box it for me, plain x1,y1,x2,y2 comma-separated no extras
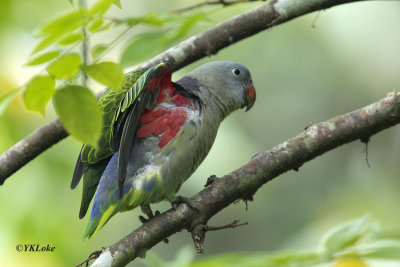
37,9,86,37
91,21,112,33
33,35,62,54
165,12,207,43
91,44,108,59
361,246,400,259
324,216,373,252
53,85,102,146
121,13,168,26
88,18,104,32
81,61,124,89
23,75,55,115
88,0,113,16
58,32,84,45
33,9,86,53
47,53,82,80
120,32,167,68
0,88,21,115
373,231,400,241
188,251,321,267
25,51,60,66
113,0,121,8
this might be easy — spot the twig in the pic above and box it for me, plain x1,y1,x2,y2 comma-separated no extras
361,137,371,168
76,250,102,267
206,220,248,231
172,0,263,14
79,0,89,86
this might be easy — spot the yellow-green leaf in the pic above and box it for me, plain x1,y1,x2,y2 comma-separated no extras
58,32,84,45
88,0,113,16
91,44,108,59
122,13,168,26
47,53,82,80
88,18,104,32
38,9,86,37
26,51,60,66
32,9,86,53
0,88,21,115
33,34,61,54
82,61,124,89
113,0,121,8
23,75,55,115
53,85,102,146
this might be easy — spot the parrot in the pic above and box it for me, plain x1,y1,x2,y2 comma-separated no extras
70,61,256,239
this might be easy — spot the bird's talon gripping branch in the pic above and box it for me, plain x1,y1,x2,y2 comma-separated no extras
138,215,149,224
140,204,155,221
168,196,199,212
139,205,169,243
204,174,218,187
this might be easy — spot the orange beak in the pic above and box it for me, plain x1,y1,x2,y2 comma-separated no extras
245,85,256,111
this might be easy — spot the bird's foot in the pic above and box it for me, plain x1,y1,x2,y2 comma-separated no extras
138,204,168,243
138,204,155,223
204,175,218,187
168,196,199,213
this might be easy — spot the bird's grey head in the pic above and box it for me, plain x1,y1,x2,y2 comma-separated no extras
177,61,256,118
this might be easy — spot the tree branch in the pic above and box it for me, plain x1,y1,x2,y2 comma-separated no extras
88,92,400,267
0,0,369,185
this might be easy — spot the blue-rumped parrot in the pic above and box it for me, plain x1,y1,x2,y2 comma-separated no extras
71,61,256,238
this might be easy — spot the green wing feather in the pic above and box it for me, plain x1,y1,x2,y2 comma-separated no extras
71,63,172,218
81,70,146,164
71,70,145,218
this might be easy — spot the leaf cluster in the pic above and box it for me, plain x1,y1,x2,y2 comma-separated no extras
0,0,226,147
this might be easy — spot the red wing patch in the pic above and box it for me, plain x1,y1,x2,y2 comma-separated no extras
146,64,172,93
137,108,188,148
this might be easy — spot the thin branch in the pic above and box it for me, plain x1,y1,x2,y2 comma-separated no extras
206,220,248,231
0,0,371,185
172,0,264,14
87,92,400,267
79,0,89,86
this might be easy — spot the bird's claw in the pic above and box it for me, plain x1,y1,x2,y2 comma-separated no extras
138,215,148,224
204,175,218,187
138,205,168,243
168,196,199,213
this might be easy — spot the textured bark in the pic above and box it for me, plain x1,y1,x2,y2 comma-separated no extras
89,92,400,267
0,0,368,185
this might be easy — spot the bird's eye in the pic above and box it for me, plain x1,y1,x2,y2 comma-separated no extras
231,68,241,77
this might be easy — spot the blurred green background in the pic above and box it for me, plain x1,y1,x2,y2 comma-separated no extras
0,0,399,266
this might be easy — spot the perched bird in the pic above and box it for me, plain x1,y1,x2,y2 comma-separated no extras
71,61,256,238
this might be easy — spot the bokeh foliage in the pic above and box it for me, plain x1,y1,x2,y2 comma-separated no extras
0,0,399,266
